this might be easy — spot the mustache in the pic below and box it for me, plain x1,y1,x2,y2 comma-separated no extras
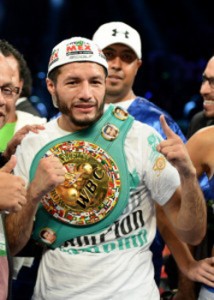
107,71,123,80
73,99,97,106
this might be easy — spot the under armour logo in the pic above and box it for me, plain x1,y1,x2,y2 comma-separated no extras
112,29,129,39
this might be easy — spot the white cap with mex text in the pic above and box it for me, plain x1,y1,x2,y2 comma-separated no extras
47,36,108,75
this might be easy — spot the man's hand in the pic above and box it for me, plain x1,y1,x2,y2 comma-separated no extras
157,115,196,177
186,257,214,286
159,115,206,245
29,156,66,204
3,124,45,160
0,155,27,213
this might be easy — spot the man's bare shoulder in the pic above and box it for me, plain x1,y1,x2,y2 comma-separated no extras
187,125,214,177
188,125,214,147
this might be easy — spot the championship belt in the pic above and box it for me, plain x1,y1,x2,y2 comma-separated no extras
30,105,138,249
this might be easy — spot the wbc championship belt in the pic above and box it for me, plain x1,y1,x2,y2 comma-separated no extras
30,105,138,249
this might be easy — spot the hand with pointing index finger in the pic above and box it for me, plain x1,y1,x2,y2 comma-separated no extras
156,115,196,177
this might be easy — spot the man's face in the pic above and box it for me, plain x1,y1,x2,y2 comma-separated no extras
106,126,117,138
0,55,15,128
47,62,106,132
102,43,142,103
200,57,214,118
43,230,56,243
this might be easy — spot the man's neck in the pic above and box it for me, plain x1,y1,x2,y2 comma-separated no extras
105,90,136,104
6,112,17,123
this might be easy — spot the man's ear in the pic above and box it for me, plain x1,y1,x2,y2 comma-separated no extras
46,78,58,108
46,77,55,95
19,79,24,94
137,59,142,70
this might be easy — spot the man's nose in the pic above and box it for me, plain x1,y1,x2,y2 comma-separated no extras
110,56,122,69
79,82,93,99
200,80,211,95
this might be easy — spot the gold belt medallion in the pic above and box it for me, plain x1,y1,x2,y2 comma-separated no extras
41,140,121,226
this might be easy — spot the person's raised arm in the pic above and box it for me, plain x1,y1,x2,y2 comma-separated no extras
157,115,206,245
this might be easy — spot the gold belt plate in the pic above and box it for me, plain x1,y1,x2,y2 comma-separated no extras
41,140,121,226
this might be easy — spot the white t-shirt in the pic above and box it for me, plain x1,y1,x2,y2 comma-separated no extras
15,116,180,300
15,110,46,132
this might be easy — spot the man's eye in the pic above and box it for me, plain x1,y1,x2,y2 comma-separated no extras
67,81,76,85
91,80,102,85
202,75,214,88
121,54,135,63
2,87,13,95
104,52,114,60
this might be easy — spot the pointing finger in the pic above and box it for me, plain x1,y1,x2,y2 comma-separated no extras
160,115,176,139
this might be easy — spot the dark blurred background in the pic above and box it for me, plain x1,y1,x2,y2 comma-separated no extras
0,0,213,133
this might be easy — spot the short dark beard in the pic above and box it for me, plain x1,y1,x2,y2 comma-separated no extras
56,93,105,128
